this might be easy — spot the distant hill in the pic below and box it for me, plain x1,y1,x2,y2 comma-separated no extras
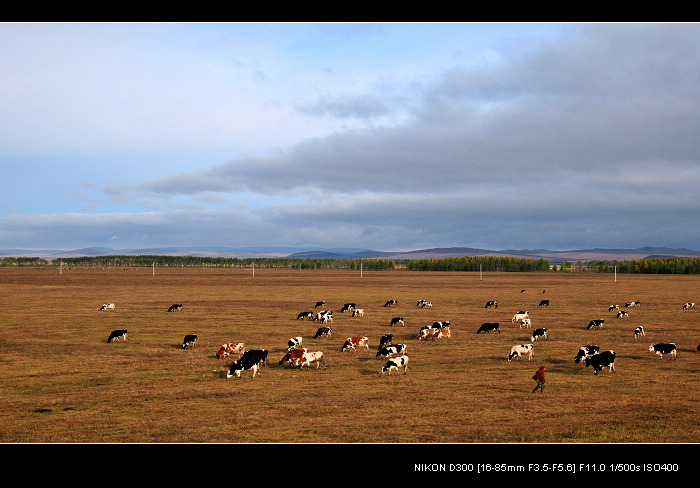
1,245,699,263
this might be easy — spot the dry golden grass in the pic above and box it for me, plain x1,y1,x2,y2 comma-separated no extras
0,266,698,443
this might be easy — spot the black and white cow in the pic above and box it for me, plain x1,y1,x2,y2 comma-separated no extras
227,349,269,378
625,301,641,307
340,303,356,313
315,310,333,323
182,334,197,349
484,300,498,308
683,302,695,310
531,328,548,341
587,319,605,330
378,333,393,350
539,299,549,307
634,326,645,338
314,327,332,339
297,311,314,320
384,299,398,307
107,329,128,343
390,317,404,327
477,322,500,334
574,345,600,364
508,343,534,361
584,350,616,375
376,343,407,358
381,355,409,375
351,308,364,318
432,321,450,329
287,336,303,351
99,303,115,311
608,305,619,312
616,311,629,318
417,300,432,308
649,343,677,360
315,301,326,309
167,304,182,312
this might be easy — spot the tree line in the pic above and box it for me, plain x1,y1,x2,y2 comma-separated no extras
2,254,699,274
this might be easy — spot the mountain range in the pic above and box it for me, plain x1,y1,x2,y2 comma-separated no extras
2,246,699,264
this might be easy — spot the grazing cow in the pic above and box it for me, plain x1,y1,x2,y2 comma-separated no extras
279,348,308,367
384,299,398,307
508,344,534,362
432,328,452,341
341,336,369,352
512,311,529,323
167,304,182,312
376,343,407,358
297,311,314,320
182,334,197,349
216,342,245,359
99,303,115,311
609,305,619,312
683,302,695,310
315,310,333,323
531,328,548,341
314,327,332,339
418,328,438,340
574,345,600,364
539,299,549,307
649,343,677,360
477,322,500,334
340,303,356,313
381,355,409,375
616,311,629,318
378,333,393,350
296,351,325,370
107,329,128,343
227,349,268,378
432,321,450,329
390,317,404,327
484,300,498,308
584,350,616,375
315,301,326,308
519,318,532,329
417,300,432,308
352,308,364,318
587,319,605,330
625,301,641,307
634,326,645,338
287,337,303,351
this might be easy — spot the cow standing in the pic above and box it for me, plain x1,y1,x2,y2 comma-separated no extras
649,343,677,360
227,349,269,378
390,317,404,327
508,344,534,361
584,350,616,375
182,334,197,349
216,342,245,359
381,355,409,375
107,329,128,343
314,327,332,339
167,304,182,312
341,337,369,352
476,323,500,334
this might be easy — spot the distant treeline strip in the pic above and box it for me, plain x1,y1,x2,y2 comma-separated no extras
2,254,699,274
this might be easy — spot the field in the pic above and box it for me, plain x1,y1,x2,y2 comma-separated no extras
0,266,698,444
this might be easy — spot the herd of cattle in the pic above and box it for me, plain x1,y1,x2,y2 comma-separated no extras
100,295,697,380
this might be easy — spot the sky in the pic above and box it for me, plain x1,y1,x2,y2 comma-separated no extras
2,22,699,252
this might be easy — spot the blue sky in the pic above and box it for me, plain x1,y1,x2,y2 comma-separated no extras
2,22,699,251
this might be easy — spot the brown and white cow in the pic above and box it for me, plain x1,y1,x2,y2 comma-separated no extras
418,327,438,340
314,327,332,339
432,328,452,341
341,336,369,352
279,348,309,367
295,351,325,370
216,342,245,359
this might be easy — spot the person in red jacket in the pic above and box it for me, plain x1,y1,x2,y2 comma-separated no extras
532,366,546,393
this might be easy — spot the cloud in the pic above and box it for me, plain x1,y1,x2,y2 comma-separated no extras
3,23,700,251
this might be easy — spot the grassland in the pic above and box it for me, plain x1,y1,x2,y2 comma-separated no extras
0,266,698,444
